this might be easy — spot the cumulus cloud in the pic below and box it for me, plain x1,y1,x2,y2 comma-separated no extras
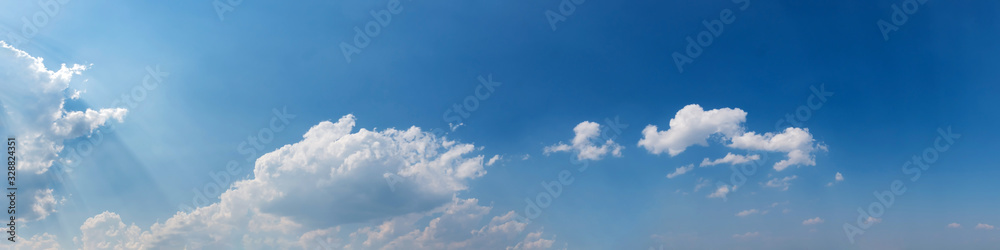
0,41,127,174
708,185,731,199
828,172,844,186
9,233,61,250
735,209,759,217
78,116,555,249
729,127,824,171
666,164,694,179
700,153,760,167
77,211,147,249
544,121,623,161
31,189,62,221
693,178,712,192
486,155,502,166
864,217,882,225
975,223,995,230
638,104,746,156
947,223,962,228
764,176,798,191
638,104,824,172
802,217,824,225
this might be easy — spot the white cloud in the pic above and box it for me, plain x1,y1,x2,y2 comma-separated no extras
693,178,712,192
732,232,760,239
0,41,127,174
638,104,824,173
78,211,147,249
828,172,844,186
735,209,759,217
764,175,798,191
486,155,502,166
700,153,760,167
864,217,882,225
708,185,731,199
10,233,61,250
638,104,746,156
947,223,962,228
31,189,62,221
666,164,694,179
729,127,823,171
544,121,623,161
802,217,824,225
975,223,995,230
78,116,554,249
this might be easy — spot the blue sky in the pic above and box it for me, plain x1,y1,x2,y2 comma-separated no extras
1,0,998,249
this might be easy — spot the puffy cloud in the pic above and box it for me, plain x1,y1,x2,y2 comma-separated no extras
708,185,731,199
828,172,844,186
764,176,798,191
31,189,62,221
947,223,962,228
10,233,61,250
693,178,712,192
78,211,147,249
78,116,555,249
700,153,760,167
802,217,824,225
975,223,995,230
666,164,694,179
544,121,623,161
735,209,759,217
638,104,746,156
729,127,823,171
0,41,127,174
638,104,824,172
487,155,502,166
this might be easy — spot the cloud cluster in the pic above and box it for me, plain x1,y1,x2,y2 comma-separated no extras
0,42,129,222
544,121,623,161
0,41,127,174
700,153,760,167
638,104,746,156
76,115,554,249
802,217,824,225
639,104,824,173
